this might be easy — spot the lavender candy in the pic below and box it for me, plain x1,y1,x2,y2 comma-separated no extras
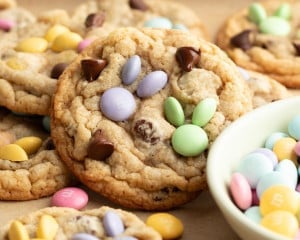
103,211,125,237
71,233,100,240
121,55,141,85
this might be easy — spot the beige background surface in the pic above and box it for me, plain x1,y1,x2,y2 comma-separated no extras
0,0,266,239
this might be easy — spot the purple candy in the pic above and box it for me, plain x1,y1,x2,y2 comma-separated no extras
252,147,278,168
71,233,100,240
100,87,136,121
121,55,141,85
103,211,125,237
137,70,168,98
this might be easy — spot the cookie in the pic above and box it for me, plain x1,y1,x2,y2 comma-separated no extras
69,0,209,40
0,206,161,239
216,0,300,88
51,27,253,210
0,108,73,200
0,0,16,10
237,67,291,108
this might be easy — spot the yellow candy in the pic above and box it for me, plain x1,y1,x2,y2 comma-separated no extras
44,24,70,43
0,144,28,161
51,31,82,52
273,137,297,165
36,214,59,240
146,213,184,239
6,57,27,70
261,210,298,238
8,220,30,240
14,136,42,155
15,37,48,53
260,185,299,216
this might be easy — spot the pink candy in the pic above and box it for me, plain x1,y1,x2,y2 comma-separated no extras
51,187,88,209
0,19,15,31
77,38,94,52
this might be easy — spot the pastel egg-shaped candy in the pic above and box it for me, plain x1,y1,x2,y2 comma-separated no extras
0,18,15,31
51,31,82,52
51,187,88,209
137,71,168,98
172,23,188,31
8,220,30,240
275,159,298,189
0,144,28,161
36,215,59,239
288,115,300,140
273,3,291,20
256,171,295,199
103,211,124,237
77,38,94,52
259,16,291,36
192,98,217,127
114,237,137,240
244,206,262,224
252,147,278,168
248,3,267,24
171,124,208,157
229,173,252,210
100,87,136,121
146,213,184,240
6,57,27,70
264,132,288,149
14,136,42,155
261,210,299,238
121,55,141,85
164,97,184,127
44,24,70,43
273,137,297,164
71,233,100,240
237,152,273,188
16,37,48,53
144,17,173,29
294,141,300,156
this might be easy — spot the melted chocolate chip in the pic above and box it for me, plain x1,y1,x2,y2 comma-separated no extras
87,129,114,161
45,139,55,150
175,47,200,72
85,12,105,28
230,29,253,51
293,42,300,56
134,119,160,144
129,0,148,11
50,62,68,79
81,59,107,82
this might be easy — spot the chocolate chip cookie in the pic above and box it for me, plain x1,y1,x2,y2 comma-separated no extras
0,206,161,239
0,107,73,200
51,27,253,210
216,0,300,88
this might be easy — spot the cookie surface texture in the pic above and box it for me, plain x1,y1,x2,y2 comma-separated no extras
52,27,252,210
0,206,161,239
0,108,73,200
216,0,300,88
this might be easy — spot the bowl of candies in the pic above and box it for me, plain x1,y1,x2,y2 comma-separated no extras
207,96,300,240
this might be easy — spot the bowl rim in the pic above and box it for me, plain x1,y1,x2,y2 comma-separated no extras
207,96,300,240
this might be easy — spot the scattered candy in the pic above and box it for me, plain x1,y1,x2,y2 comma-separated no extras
8,220,29,240
164,97,185,127
15,37,48,53
36,215,59,240
192,98,217,127
264,132,288,149
248,3,267,24
71,233,100,240
273,3,291,20
103,211,124,237
121,55,141,85
44,24,70,43
51,31,82,52
259,16,291,36
0,144,28,161
14,136,42,155
77,38,94,52
144,17,173,29
6,57,27,70
0,18,15,31
273,137,297,164
51,187,88,209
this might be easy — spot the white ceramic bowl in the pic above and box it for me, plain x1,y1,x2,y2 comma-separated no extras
207,96,300,240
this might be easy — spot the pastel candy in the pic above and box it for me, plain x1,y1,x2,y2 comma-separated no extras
164,97,185,127
288,115,300,140
6,57,27,70
71,233,100,240
248,3,267,24
51,31,82,52
172,23,188,31
8,221,29,240
0,144,28,161
78,38,94,52
237,152,273,188
229,173,252,210
252,148,278,168
264,132,288,149
14,136,42,155
144,17,172,29
122,55,141,85
244,206,262,224
16,37,48,53
0,18,15,31
114,237,137,240
259,16,291,36
100,87,136,121
192,98,217,127
275,159,298,189
36,215,59,240
273,137,297,164
171,124,208,157
51,187,88,209
295,141,300,156
103,211,124,237
44,24,70,43
273,3,291,20
136,71,168,98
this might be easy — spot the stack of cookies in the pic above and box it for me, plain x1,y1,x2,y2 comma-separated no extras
0,0,297,238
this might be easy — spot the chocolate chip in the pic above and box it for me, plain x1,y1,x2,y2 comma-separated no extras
50,62,68,79
133,119,160,144
293,42,300,56
85,13,105,28
87,129,114,161
81,59,107,82
45,139,55,150
230,29,253,51
175,47,200,72
129,0,148,11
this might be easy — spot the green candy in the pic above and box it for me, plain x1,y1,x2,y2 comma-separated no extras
259,16,291,36
171,124,208,157
192,98,217,127
274,3,291,20
248,3,267,24
164,97,185,127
